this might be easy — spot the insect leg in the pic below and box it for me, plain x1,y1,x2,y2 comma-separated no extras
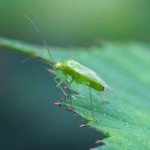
54,75,74,109
88,85,96,121
66,78,77,108
54,77,67,98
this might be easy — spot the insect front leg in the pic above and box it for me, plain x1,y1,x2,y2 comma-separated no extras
54,75,71,99
54,75,75,110
59,76,75,109
54,76,68,100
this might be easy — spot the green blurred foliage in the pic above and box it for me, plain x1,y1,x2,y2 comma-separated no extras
0,0,150,46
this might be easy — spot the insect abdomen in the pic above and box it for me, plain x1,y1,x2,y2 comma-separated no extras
70,69,104,91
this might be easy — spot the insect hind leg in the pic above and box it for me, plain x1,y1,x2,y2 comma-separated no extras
88,85,97,121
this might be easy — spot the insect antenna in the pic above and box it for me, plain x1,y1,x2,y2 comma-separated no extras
24,15,54,66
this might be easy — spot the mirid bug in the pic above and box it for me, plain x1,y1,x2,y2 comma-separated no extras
25,15,112,120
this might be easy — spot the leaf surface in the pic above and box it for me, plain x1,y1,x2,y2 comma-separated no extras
0,37,150,149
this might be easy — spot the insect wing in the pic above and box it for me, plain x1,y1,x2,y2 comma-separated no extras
67,60,108,88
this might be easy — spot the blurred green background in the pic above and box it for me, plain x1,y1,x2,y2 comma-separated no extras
0,0,150,150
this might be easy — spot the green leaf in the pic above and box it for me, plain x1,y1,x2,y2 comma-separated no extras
0,37,150,150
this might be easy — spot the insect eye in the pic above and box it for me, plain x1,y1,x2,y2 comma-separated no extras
56,63,60,69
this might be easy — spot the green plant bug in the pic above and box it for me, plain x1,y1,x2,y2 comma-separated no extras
25,15,112,120
53,60,112,92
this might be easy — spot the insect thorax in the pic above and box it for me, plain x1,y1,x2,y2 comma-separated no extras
53,60,79,76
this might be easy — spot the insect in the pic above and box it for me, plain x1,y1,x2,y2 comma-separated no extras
25,15,112,120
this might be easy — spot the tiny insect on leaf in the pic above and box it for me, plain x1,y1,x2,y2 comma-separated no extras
25,15,112,120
